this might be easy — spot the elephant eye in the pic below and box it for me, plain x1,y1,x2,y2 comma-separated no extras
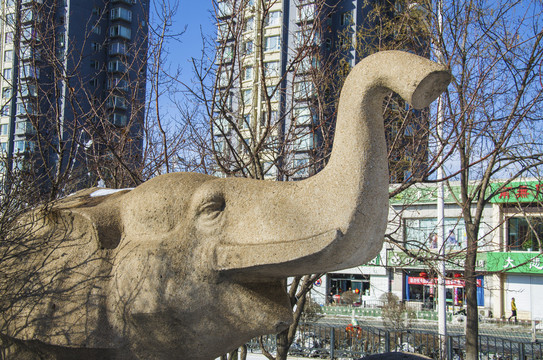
198,195,225,219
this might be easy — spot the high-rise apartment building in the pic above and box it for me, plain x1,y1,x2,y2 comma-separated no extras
213,0,429,182
0,0,148,195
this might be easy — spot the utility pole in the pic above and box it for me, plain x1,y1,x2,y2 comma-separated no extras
435,0,448,358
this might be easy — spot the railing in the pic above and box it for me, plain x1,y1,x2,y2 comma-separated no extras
247,322,543,359
322,305,446,321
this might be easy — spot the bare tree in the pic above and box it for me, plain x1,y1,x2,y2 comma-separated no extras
359,1,543,359
436,1,543,358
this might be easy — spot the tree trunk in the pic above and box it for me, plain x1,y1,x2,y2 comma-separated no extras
239,345,247,360
275,327,289,360
464,223,479,360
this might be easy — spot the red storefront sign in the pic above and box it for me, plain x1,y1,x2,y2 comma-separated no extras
408,276,481,287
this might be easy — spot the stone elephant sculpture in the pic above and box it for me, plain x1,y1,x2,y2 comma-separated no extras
0,51,450,360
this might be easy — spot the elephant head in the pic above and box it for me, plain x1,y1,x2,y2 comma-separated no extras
1,51,450,360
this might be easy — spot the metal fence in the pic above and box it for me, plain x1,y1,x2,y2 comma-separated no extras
247,323,543,359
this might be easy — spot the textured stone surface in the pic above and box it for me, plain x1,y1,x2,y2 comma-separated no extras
1,51,450,359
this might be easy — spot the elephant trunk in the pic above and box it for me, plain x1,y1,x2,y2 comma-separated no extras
215,51,450,278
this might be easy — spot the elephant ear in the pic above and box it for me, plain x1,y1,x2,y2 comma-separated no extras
1,188,130,348
48,187,130,249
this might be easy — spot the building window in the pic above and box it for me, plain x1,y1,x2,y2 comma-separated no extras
20,64,39,79
260,110,278,126
340,11,352,26
507,217,543,251
107,95,127,109
243,66,253,81
17,102,37,116
15,121,35,135
3,50,13,63
90,60,100,70
264,86,278,102
264,61,280,77
294,106,312,125
295,132,314,151
92,26,102,35
293,156,309,177
294,28,319,47
3,69,12,81
14,140,35,153
110,7,132,21
21,9,35,23
4,32,14,43
0,141,7,153
293,81,314,99
92,7,101,16
264,35,280,52
1,105,10,116
242,40,253,55
90,78,99,87
220,45,233,63
217,1,233,18
244,17,254,32
91,42,103,52
107,77,129,90
218,67,231,86
242,89,252,106
297,4,315,22
20,83,37,97
299,56,319,72
110,25,131,39
2,88,11,99
265,11,281,27
6,13,16,27
241,113,251,128
404,218,466,250
0,124,8,135
217,23,230,40
108,59,126,72
109,42,127,55
110,113,128,126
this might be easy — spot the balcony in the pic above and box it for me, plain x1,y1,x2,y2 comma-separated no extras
110,7,133,22
293,81,315,101
13,140,36,154
20,47,41,61
296,4,316,24
15,102,37,117
107,77,129,92
22,0,43,5
109,112,128,127
216,1,233,19
108,59,127,73
19,65,39,80
19,83,37,98
106,95,128,110
109,25,131,40
20,10,37,24
21,26,40,44
14,121,36,136
109,42,128,56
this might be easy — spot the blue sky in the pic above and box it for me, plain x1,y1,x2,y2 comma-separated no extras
169,1,215,84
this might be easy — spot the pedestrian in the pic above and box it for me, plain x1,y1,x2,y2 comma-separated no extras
508,297,517,322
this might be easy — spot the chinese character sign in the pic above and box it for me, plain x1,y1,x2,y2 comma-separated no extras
491,181,543,204
487,252,543,274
